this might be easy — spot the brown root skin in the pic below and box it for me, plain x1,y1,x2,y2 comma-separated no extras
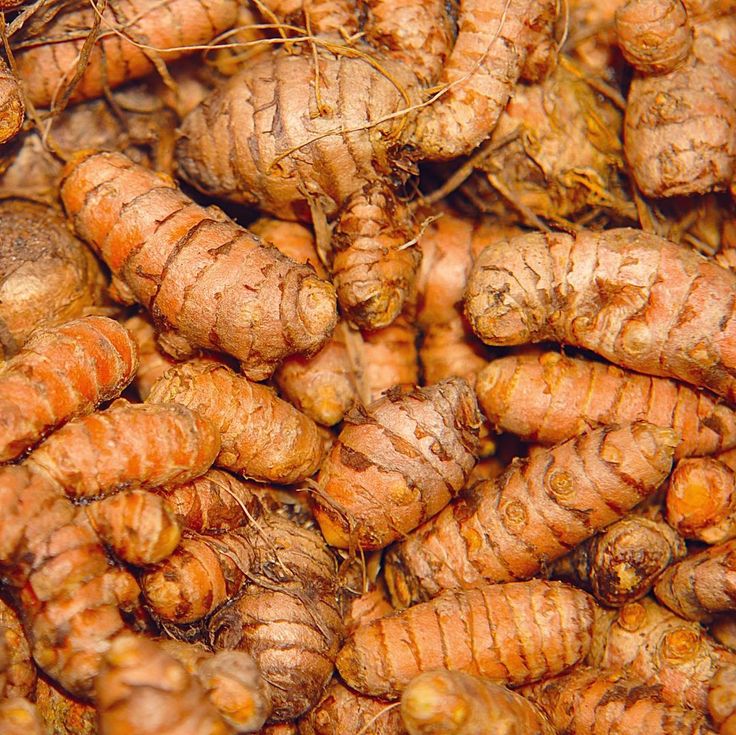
85,490,182,566
123,315,177,400
549,515,686,607
313,377,481,550
26,399,220,500
176,49,421,219
161,469,266,535
141,530,257,624
384,422,676,607
364,0,455,85
521,667,717,735
209,515,343,721
96,634,232,735
61,151,337,381
0,466,140,699
337,579,595,700
615,0,693,74
413,0,559,160
0,316,138,463
0,59,24,146
465,61,629,223
476,350,736,459
623,12,736,197
146,358,326,485
0,198,105,359
0,599,35,699
653,538,736,622
15,0,238,107
588,597,736,711
330,184,420,330
158,640,272,732
0,698,44,735
401,670,554,735
465,228,736,402
298,678,406,735
667,457,736,543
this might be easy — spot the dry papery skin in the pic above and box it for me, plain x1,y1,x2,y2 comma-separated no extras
209,514,343,721
0,598,36,699
329,184,420,330
521,666,717,735
465,228,736,402
61,151,337,381
96,634,231,735
0,316,138,463
709,665,736,735
26,399,219,500
34,677,97,735
158,640,272,732
177,0,557,328
384,422,676,608
312,377,481,550
123,315,178,400
667,457,736,544
161,469,266,535
550,514,686,607
0,93,178,205
621,0,736,197
464,60,631,224
300,579,402,735
141,525,258,624
337,579,595,700
298,678,407,735
0,200,106,360
476,351,736,460
0,59,24,146
14,0,239,108
588,597,736,711
654,538,736,622
147,358,326,484
401,670,554,735
0,698,45,735
0,466,140,699
85,489,182,566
